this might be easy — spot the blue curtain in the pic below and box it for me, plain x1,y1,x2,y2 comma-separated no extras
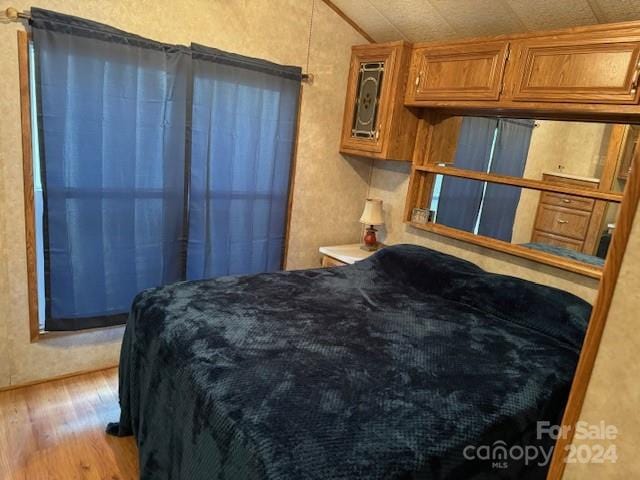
32,9,190,330
187,45,300,279
31,10,301,331
436,117,497,231
477,119,534,242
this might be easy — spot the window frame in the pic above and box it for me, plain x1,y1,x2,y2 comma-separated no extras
18,31,40,342
17,30,302,340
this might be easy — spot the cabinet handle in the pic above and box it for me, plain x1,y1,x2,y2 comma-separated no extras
561,199,571,203
375,124,381,140
415,72,422,87
557,219,569,224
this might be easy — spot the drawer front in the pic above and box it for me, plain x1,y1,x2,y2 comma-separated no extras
410,41,509,101
540,192,595,212
531,231,584,252
542,173,600,189
535,204,592,240
511,38,640,104
321,255,347,268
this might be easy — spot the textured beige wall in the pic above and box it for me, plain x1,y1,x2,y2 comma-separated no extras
512,121,610,244
368,160,600,302
563,206,640,479
0,0,369,387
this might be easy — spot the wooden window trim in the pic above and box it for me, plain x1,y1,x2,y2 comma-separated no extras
18,30,40,343
281,85,303,270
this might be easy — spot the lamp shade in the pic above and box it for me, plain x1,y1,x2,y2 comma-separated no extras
359,198,384,225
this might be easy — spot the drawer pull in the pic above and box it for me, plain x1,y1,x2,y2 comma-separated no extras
562,199,571,203
557,219,569,224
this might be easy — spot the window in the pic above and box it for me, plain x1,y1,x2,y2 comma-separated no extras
20,9,301,337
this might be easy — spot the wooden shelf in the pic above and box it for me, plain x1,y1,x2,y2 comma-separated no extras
415,164,624,203
407,221,603,279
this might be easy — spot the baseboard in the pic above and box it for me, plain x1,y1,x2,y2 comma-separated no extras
0,364,119,393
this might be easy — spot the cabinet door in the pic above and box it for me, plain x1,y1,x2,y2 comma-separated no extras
340,46,395,154
510,37,640,104
410,41,509,101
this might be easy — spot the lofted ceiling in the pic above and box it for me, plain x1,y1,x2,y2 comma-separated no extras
330,0,640,43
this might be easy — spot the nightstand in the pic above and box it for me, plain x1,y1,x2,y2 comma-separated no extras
318,243,377,268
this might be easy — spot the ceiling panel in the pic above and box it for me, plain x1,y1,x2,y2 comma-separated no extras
589,0,640,23
505,0,598,31
330,0,408,42
427,0,526,37
330,0,640,43
367,0,457,42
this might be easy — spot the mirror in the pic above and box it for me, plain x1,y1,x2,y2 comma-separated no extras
432,117,636,193
428,178,619,268
421,117,634,269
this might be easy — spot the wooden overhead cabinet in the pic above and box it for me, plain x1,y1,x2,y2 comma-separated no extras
340,41,418,161
406,41,510,102
506,33,640,104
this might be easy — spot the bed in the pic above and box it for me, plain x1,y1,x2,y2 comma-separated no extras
108,244,591,479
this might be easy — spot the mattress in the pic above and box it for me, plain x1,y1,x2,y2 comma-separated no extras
108,244,591,479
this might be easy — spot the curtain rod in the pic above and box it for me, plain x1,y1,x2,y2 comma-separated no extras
2,7,313,83
2,7,30,21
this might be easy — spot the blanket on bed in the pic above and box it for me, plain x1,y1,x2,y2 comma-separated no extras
108,244,591,479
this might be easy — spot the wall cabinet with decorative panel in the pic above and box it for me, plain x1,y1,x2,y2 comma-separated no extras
340,41,419,161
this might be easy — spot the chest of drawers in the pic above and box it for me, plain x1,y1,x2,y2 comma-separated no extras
531,173,601,253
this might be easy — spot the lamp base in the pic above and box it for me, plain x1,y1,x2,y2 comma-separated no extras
363,226,378,251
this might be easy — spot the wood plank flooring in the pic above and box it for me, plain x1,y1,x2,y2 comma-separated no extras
0,368,138,480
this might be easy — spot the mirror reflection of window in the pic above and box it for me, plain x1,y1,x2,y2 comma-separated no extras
430,116,629,269
433,117,534,242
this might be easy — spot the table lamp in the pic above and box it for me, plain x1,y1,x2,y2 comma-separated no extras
360,198,384,251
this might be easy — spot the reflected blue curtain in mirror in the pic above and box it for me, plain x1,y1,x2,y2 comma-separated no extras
187,45,300,279
477,119,534,242
436,117,497,231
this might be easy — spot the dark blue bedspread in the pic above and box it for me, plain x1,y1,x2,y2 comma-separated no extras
109,244,591,479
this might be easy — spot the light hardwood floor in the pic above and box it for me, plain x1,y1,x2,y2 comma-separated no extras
0,368,138,480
